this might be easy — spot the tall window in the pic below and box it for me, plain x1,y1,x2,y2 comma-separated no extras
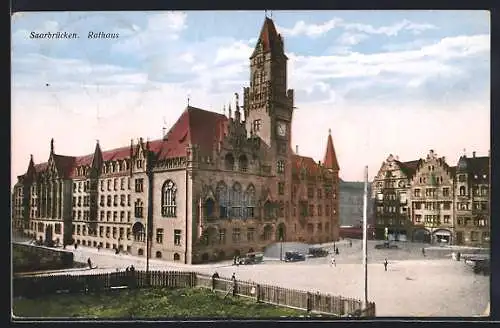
245,185,256,218
253,119,261,132
217,182,228,218
224,154,235,171
135,199,144,218
120,178,125,190
204,198,215,218
135,178,144,193
174,229,181,245
264,201,273,218
156,228,164,244
231,183,242,218
277,160,285,173
161,180,177,217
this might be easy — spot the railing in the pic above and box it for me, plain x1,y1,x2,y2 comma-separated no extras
13,271,376,317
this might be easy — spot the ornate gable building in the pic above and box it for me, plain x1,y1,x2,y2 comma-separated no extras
12,17,341,264
372,154,419,241
409,150,456,244
371,150,490,247
454,152,490,246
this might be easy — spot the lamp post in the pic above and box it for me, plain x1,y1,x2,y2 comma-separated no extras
362,165,369,310
280,235,284,261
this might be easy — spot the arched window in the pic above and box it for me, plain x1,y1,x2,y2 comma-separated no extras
161,180,177,217
138,248,144,256
118,162,122,171
264,201,273,218
225,154,235,171
205,198,215,218
245,184,256,218
277,160,285,173
133,222,145,242
156,251,162,258
217,182,228,218
173,253,180,261
134,199,144,218
239,155,248,172
459,186,466,196
231,183,242,218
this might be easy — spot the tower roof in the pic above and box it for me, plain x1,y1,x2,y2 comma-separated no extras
251,17,285,58
323,130,339,171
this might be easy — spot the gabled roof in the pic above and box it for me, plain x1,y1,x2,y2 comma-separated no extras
466,156,490,177
53,154,76,178
156,106,227,160
323,131,339,171
251,17,286,59
395,159,421,178
292,155,321,176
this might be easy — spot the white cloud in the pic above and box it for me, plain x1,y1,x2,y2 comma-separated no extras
180,52,195,63
337,32,368,46
112,12,188,54
214,41,254,64
279,18,342,37
280,18,436,38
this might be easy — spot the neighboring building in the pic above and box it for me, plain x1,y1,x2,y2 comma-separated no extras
339,180,374,227
454,151,490,247
12,17,341,264
373,150,490,247
372,154,420,241
409,150,456,244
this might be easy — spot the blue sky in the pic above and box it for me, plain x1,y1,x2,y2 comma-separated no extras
11,10,490,184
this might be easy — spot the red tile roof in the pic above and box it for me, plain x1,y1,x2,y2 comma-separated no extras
251,17,285,58
24,106,230,178
292,155,321,176
156,106,227,160
323,132,339,171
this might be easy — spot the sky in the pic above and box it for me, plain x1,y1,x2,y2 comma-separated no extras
11,10,490,185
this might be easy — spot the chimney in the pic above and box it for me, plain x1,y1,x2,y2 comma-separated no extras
295,145,299,154
472,151,476,158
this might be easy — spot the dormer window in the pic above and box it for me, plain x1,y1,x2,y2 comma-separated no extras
137,160,143,169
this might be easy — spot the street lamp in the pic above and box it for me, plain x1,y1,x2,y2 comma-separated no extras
280,235,284,261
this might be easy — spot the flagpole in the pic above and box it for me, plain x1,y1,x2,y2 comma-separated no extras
362,165,369,310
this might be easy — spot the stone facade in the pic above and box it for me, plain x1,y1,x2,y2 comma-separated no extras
372,150,490,247
339,180,374,227
372,154,416,241
12,17,341,264
453,152,490,247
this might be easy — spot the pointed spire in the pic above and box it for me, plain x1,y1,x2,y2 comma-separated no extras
228,103,232,119
323,129,339,171
50,138,54,154
234,93,241,123
30,154,34,162
251,16,284,58
91,139,103,169
223,104,226,116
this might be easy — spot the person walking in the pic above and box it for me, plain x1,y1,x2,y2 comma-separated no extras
422,248,426,257
87,257,93,269
384,258,388,271
231,272,236,281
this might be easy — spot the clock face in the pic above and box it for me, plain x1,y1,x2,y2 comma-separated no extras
277,122,287,136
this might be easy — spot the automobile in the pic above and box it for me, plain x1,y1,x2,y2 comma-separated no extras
238,252,264,265
308,247,329,258
473,259,490,276
374,241,399,249
284,251,306,262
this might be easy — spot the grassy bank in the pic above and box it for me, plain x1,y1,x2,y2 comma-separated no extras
13,287,321,319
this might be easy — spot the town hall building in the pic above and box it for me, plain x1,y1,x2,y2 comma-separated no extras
12,17,341,264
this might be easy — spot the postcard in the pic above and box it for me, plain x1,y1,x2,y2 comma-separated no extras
11,10,490,319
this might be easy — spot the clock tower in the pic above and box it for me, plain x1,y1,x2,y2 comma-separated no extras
243,17,294,152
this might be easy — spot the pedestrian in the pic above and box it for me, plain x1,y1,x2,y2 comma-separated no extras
87,257,92,269
126,266,130,272
330,256,336,267
384,259,388,271
130,265,135,272
349,240,352,248
233,256,237,266
212,271,220,279
422,248,426,257
231,272,236,281
335,247,339,255
74,243,78,250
